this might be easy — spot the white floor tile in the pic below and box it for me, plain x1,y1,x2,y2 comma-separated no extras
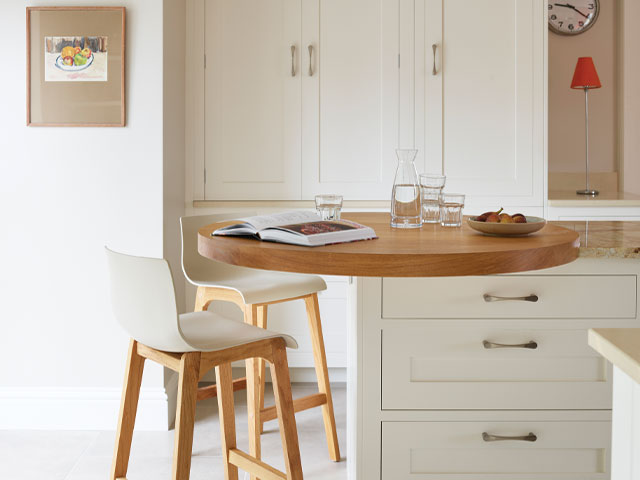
2,384,347,480
0,431,98,480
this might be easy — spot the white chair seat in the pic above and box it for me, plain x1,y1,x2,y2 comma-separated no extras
188,260,326,305
179,311,298,352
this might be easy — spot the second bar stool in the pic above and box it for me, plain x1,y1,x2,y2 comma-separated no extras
180,214,341,465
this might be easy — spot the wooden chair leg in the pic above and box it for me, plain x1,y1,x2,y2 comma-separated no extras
304,293,341,462
256,305,268,434
216,363,239,480
111,339,146,480
244,305,262,480
270,341,303,480
172,352,201,480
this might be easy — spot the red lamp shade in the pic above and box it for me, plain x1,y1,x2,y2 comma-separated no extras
571,57,602,89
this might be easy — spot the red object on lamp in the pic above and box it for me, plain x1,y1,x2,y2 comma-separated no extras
571,57,602,89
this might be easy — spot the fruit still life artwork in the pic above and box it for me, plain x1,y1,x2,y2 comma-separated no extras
44,36,108,82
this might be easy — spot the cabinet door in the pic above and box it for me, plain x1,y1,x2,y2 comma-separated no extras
301,0,400,200
204,0,301,200
416,0,545,207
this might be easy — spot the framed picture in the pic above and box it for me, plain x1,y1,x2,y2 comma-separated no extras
26,7,125,127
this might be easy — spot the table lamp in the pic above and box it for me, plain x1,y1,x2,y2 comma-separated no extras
571,57,601,196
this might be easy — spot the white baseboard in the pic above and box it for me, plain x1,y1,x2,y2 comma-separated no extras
0,387,170,431
0,368,347,431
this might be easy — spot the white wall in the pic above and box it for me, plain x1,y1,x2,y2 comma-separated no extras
0,0,184,430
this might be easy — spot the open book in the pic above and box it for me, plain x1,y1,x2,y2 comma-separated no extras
212,211,377,247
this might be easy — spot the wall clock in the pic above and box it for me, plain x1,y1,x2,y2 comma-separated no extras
548,1,600,35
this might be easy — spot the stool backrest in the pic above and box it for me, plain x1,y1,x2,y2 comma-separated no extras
105,248,192,352
180,212,256,282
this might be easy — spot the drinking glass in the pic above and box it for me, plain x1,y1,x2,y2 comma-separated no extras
419,174,446,224
439,193,465,227
315,194,343,220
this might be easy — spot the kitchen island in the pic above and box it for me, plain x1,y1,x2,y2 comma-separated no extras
199,216,640,479
353,221,640,480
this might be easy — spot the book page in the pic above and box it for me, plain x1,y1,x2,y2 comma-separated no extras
240,210,321,231
274,220,361,236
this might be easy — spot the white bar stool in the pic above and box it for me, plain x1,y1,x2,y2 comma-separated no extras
106,248,303,480
180,214,341,468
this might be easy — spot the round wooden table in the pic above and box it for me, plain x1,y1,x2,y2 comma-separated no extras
198,212,580,277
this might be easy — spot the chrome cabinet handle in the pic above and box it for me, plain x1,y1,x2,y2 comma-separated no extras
308,45,314,76
483,294,538,303
483,340,538,350
432,44,437,75
291,45,296,77
483,432,537,443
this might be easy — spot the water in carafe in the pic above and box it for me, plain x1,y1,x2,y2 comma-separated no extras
391,149,422,228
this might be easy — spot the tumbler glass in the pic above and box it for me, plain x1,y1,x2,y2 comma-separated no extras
439,193,465,227
419,174,446,224
315,194,343,220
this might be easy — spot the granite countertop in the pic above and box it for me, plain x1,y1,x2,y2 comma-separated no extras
589,329,640,384
552,221,640,259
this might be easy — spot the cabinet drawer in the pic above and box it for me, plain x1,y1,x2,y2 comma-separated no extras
382,275,636,319
382,419,610,479
382,326,611,409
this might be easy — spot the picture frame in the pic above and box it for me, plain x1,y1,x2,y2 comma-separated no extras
26,6,126,127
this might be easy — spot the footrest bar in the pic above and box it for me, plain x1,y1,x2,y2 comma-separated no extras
197,377,247,401
260,392,327,423
228,448,286,480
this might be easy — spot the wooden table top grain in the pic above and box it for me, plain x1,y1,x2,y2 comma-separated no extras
198,212,580,277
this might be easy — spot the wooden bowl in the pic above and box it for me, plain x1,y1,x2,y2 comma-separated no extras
467,216,547,236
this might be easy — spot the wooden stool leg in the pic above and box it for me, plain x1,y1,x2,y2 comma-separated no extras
270,341,303,480
172,352,201,480
304,293,341,462
216,363,239,480
245,305,262,480
256,305,268,434
111,339,146,480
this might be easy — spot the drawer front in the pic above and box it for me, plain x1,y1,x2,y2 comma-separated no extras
382,420,610,479
382,275,636,319
382,326,611,409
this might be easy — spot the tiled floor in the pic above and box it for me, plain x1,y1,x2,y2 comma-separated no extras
0,383,347,480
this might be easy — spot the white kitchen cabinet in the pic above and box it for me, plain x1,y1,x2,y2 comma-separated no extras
200,0,546,202
204,0,302,200
353,258,640,480
203,0,399,200
414,0,545,208
300,0,399,199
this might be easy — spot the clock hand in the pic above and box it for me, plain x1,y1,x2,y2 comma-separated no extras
554,3,590,19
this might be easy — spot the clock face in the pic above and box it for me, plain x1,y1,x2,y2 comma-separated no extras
548,1,599,35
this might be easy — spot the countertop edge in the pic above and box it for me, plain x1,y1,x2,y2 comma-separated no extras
589,329,640,384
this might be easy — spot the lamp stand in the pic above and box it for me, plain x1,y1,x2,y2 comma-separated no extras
576,87,599,196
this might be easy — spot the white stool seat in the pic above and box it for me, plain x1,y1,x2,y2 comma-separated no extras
179,311,298,352
187,261,326,305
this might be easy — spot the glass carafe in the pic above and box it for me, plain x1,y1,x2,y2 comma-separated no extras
391,149,422,228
